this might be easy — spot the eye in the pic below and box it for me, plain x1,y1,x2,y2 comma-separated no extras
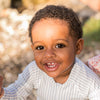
36,46,44,50
55,43,66,48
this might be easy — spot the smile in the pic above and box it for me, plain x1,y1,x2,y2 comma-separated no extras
44,62,59,71
47,62,56,67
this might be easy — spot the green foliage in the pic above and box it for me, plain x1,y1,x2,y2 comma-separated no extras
83,18,100,46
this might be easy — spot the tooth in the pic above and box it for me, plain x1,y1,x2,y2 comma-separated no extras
48,65,55,68
47,63,51,65
52,63,54,65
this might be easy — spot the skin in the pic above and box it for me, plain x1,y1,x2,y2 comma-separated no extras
0,18,83,97
31,18,84,84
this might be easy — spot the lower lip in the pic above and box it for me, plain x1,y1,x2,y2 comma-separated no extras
44,64,59,72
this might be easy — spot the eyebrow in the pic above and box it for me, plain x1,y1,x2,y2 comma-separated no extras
56,39,69,42
32,39,69,45
32,41,41,45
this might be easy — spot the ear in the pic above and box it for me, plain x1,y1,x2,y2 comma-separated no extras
31,44,34,51
31,45,35,56
75,38,84,55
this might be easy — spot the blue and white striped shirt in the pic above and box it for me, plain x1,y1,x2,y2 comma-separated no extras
1,58,100,100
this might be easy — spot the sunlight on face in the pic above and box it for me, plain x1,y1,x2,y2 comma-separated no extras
31,18,78,82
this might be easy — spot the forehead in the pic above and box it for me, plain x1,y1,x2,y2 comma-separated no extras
32,18,70,38
31,18,74,44
32,18,70,35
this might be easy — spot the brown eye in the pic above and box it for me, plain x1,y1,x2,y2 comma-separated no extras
36,46,44,50
55,44,66,48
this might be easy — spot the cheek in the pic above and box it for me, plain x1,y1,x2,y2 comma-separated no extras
34,52,40,57
58,49,75,62
34,52,43,62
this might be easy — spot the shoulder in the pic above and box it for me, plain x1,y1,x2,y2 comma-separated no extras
75,58,99,78
22,60,43,80
21,60,42,89
74,57,100,85
71,57,100,96
71,58,100,86
76,58,100,84
24,60,40,73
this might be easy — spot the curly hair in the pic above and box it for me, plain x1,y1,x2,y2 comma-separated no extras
29,5,83,42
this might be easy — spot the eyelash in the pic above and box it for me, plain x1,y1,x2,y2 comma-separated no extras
35,46,44,50
35,43,66,50
55,43,66,48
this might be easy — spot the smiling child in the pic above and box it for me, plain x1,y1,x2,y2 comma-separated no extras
0,5,100,100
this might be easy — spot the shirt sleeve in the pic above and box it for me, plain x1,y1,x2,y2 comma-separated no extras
88,75,100,100
0,61,39,100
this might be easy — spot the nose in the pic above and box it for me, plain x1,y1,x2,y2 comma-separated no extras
43,48,56,59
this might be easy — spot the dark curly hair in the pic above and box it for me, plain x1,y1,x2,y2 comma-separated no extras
29,5,83,42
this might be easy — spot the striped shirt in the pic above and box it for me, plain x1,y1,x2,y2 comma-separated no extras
1,57,100,100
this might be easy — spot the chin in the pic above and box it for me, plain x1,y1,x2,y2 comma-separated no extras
46,72,59,78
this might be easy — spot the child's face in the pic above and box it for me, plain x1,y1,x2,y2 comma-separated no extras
31,18,83,80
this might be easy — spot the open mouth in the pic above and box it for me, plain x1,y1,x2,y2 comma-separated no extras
44,62,59,71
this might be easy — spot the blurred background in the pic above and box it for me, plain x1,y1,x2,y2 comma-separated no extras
0,0,100,99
